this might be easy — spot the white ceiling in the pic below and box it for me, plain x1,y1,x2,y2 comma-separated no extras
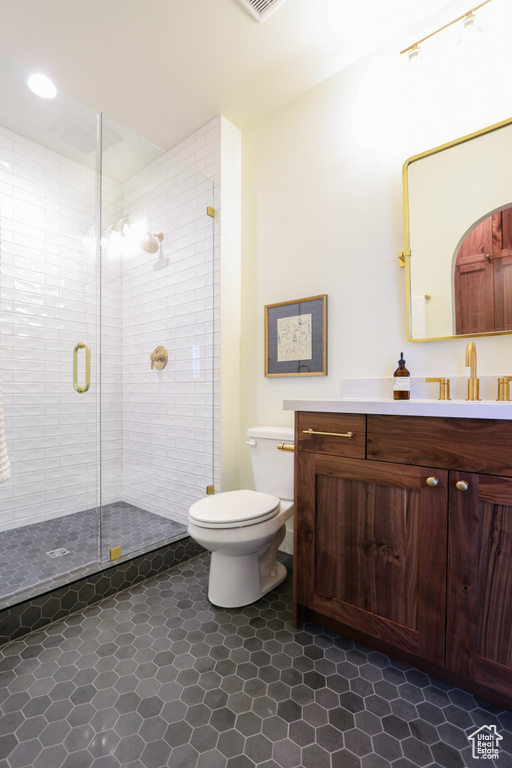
0,0,475,151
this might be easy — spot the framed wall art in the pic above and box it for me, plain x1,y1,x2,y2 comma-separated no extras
264,294,327,377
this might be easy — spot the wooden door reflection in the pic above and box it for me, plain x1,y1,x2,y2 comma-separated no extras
455,207,512,334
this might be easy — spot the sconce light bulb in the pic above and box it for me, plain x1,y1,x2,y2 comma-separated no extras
458,9,488,48
408,44,422,64
463,11,476,30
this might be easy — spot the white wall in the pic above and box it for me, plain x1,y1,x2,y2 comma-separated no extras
240,19,512,486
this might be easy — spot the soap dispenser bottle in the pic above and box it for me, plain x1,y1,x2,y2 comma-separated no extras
393,352,410,400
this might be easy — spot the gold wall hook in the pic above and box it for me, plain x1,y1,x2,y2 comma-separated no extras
150,346,168,370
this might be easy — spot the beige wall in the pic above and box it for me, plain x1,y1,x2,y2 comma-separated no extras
239,33,512,487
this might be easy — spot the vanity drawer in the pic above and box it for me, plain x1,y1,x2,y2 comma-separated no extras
296,412,366,458
367,414,512,476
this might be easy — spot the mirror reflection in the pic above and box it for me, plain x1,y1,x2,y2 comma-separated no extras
454,206,512,335
404,118,512,341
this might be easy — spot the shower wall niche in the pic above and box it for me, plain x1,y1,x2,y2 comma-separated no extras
0,54,215,602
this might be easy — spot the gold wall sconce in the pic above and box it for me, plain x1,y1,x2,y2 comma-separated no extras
151,346,168,370
400,0,492,61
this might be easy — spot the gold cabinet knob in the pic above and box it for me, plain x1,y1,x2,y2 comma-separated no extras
426,476,439,487
456,480,469,492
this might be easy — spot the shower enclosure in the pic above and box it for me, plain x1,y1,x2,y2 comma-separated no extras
0,54,215,606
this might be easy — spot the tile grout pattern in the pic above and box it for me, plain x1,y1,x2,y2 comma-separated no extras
0,502,187,604
0,553,511,768
0,537,205,647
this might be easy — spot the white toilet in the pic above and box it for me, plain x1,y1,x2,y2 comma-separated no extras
187,426,294,608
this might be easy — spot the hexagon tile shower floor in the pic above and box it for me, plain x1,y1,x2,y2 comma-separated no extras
0,553,511,768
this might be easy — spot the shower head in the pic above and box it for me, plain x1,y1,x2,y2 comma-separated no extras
140,231,164,254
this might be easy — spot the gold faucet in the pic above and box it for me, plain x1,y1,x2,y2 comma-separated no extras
465,341,480,401
497,377,512,401
426,378,451,400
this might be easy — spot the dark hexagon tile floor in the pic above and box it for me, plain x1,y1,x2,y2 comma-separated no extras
0,553,511,768
0,502,186,602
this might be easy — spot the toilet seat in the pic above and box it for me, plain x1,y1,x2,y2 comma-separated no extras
189,490,280,529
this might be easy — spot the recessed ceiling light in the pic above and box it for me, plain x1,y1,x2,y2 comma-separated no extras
27,73,57,99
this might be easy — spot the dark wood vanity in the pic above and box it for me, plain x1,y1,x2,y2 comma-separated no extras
293,409,512,708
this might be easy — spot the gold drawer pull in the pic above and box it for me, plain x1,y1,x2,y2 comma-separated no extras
277,443,295,452
456,480,469,492
426,476,439,487
303,428,354,439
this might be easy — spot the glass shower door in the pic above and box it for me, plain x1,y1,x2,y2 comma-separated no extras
100,114,215,561
0,54,100,602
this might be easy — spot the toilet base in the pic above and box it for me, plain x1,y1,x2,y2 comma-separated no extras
208,551,287,608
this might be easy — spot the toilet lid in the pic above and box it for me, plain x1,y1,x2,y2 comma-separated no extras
189,490,280,529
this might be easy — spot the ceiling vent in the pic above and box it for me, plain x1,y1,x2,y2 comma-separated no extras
233,0,286,22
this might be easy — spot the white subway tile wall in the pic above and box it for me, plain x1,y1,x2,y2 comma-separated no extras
115,122,217,524
172,118,221,496
0,127,99,532
0,116,221,533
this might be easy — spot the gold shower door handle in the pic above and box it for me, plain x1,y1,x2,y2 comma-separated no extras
73,342,91,393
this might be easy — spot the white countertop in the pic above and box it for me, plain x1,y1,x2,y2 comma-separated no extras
283,398,512,420
284,376,512,420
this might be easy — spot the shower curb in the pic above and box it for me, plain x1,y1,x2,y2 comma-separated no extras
0,536,205,646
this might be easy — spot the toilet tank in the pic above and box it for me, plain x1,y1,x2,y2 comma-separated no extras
246,426,294,500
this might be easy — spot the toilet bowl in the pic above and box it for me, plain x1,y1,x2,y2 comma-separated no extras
187,426,294,608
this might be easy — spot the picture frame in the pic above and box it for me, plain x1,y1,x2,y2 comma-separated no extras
264,294,327,377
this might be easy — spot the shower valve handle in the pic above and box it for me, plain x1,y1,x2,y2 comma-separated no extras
151,346,168,370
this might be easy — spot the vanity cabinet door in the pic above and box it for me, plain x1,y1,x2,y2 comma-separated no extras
294,453,448,665
447,472,512,698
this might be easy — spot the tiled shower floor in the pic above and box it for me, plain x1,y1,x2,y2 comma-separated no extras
0,553,510,768
0,502,186,603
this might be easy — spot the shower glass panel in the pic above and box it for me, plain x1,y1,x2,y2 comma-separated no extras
100,115,215,560
0,52,215,606
0,55,100,601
